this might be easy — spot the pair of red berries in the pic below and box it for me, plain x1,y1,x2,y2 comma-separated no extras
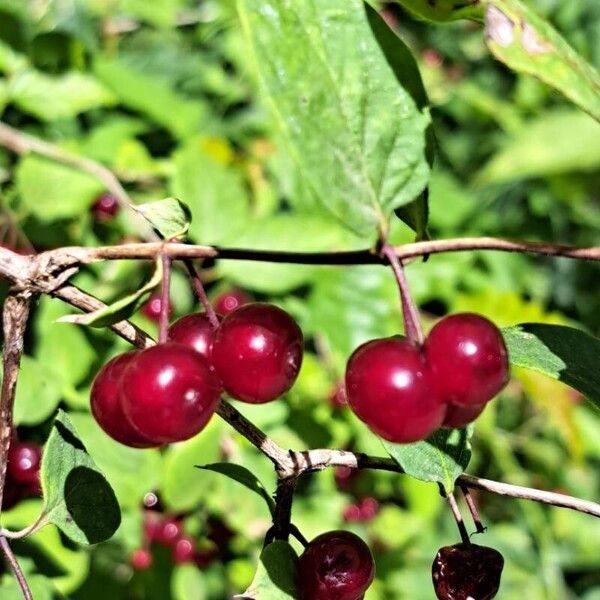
91,303,304,447
299,530,375,600
345,313,509,443
2,441,42,510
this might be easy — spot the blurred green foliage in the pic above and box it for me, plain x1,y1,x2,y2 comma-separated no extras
0,0,599,598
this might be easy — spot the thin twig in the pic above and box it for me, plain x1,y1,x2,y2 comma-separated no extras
0,293,32,509
159,254,171,344
460,484,486,534
269,477,298,542
381,244,424,344
446,491,470,545
0,536,33,600
183,259,220,328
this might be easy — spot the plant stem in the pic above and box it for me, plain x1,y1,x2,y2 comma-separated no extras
0,293,32,510
183,259,220,328
158,254,171,344
381,244,424,344
270,477,298,542
0,536,33,600
446,491,470,545
460,484,486,534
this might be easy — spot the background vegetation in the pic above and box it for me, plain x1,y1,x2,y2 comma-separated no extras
0,0,599,598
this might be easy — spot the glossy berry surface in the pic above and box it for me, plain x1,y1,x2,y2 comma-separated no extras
91,193,120,221
443,403,486,429
131,549,153,571
172,536,196,564
299,530,375,600
432,543,504,600
168,313,218,361
120,343,221,443
155,517,183,545
212,303,303,404
7,442,42,485
424,313,509,407
213,288,250,316
91,352,157,448
345,337,446,443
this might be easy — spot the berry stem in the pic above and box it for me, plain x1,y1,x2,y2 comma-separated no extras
158,254,171,344
460,484,486,534
183,259,220,329
270,477,298,542
446,491,471,545
381,244,424,344
0,536,33,600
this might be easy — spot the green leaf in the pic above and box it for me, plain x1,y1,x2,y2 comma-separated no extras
15,155,104,222
94,57,208,139
172,564,209,600
9,69,114,121
237,0,430,237
485,0,600,122
503,323,600,408
383,428,473,493
393,0,484,22
135,197,191,240
238,541,299,600
0,574,57,600
68,413,163,510
169,138,250,245
41,410,121,545
14,355,63,426
196,463,275,516
57,258,161,327
477,110,600,183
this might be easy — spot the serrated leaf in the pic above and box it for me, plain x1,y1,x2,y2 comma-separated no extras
383,428,473,493
41,410,121,545
57,258,161,327
237,0,430,237
236,541,298,600
196,463,275,516
134,197,191,240
503,323,600,409
485,0,600,122
393,0,484,22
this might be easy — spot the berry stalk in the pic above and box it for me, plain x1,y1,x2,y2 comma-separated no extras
381,244,424,344
159,254,171,344
446,491,471,545
183,259,220,329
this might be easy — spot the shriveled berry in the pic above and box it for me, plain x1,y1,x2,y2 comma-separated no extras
299,530,375,600
432,543,504,600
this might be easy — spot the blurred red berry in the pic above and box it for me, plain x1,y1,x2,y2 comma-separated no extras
172,536,196,564
358,497,379,521
343,503,362,523
131,549,153,571
213,289,250,316
91,194,120,222
155,517,183,546
141,294,172,323
7,442,42,486
328,383,347,409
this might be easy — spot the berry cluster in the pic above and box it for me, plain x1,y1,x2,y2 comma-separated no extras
345,313,509,443
91,302,303,447
299,530,375,600
2,440,42,510
131,511,218,571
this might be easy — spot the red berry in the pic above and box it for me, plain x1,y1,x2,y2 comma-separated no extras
342,503,362,523
213,289,250,316
432,543,504,600
334,466,359,492
443,403,486,429
120,343,221,444
345,337,446,443
358,497,379,521
212,303,303,404
328,383,348,409
168,313,218,361
91,194,120,221
155,517,183,545
143,512,163,542
172,535,196,564
424,314,509,407
90,352,157,448
7,442,42,486
141,294,172,323
299,530,375,600
131,548,153,571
